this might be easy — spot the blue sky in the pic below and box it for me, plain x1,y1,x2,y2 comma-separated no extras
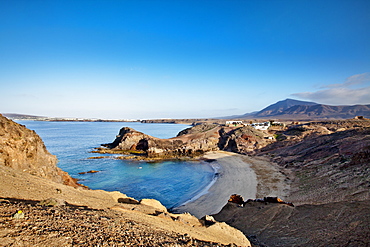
1,0,369,119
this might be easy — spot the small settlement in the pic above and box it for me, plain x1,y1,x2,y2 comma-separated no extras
225,120,283,131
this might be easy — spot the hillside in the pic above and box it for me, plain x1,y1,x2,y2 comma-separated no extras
2,113,47,120
0,114,78,187
213,119,370,246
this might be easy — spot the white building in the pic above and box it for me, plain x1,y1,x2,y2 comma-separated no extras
251,122,270,130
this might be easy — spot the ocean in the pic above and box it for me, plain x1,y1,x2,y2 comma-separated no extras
16,121,216,209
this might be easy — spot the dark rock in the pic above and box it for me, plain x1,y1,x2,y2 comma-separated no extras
228,194,244,205
200,215,216,227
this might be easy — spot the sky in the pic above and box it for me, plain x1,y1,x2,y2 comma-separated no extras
1,0,369,119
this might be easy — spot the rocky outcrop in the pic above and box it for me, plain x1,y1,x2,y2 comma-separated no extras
102,126,219,158
218,126,270,154
0,114,78,187
100,124,273,159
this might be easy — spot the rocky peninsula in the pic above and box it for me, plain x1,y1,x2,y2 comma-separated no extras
96,123,274,160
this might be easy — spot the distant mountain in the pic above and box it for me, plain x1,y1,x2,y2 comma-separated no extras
252,99,318,118
227,99,370,120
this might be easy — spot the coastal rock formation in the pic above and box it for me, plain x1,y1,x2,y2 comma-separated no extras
101,123,273,159
0,114,78,187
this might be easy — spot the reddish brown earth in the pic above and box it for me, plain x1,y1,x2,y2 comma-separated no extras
213,120,370,246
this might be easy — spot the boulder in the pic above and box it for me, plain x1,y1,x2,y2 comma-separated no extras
200,215,217,226
228,194,244,205
139,198,167,212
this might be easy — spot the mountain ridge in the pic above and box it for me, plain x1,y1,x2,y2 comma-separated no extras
230,99,370,120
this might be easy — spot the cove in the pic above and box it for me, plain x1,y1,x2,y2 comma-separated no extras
16,121,216,208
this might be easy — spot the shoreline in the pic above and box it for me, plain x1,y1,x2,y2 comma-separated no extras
172,151,258,218
173,161,221,208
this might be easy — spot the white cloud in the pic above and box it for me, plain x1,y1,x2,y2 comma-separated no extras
322,72,370,89
292,73,370,105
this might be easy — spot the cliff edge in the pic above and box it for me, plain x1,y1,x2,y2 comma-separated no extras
0,114,78,187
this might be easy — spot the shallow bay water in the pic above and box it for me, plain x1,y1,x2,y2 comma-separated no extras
16,121,215,209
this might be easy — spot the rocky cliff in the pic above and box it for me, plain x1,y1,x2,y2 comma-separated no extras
0,114,78,187
100,124,274,159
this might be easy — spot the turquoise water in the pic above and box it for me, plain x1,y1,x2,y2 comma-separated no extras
16,121,215,209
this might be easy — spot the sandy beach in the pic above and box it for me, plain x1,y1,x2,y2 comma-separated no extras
173,151,258,218
172,151,289,218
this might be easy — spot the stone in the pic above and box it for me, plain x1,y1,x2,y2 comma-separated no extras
117,197,139,204
228,194,244,205
13,210,25,219
200,215,216,226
